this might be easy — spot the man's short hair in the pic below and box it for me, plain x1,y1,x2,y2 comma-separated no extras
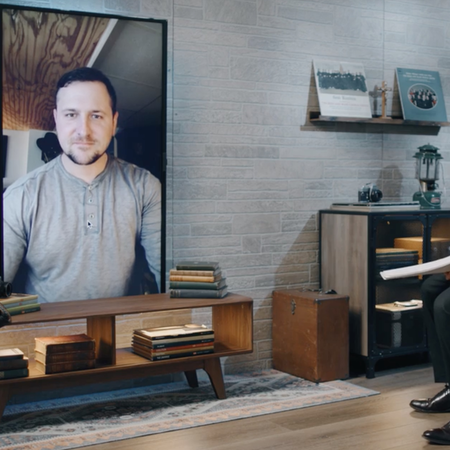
55,67,117,114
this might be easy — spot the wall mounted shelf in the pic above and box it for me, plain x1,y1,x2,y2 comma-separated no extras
309,111,450,127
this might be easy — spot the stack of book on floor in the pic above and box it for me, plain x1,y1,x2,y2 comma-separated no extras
0,348,29,379
0,293,40,316
34,333,96,374
132,324,214,361
375,248,419,272
169,261,228,298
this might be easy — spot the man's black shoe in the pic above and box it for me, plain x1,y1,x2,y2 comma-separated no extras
410,384,450,413
423,421,450,445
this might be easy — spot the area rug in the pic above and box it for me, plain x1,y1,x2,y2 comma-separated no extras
0,369,378,450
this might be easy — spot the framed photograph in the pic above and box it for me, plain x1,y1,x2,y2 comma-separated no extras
313,59,372,118
396,68,447,122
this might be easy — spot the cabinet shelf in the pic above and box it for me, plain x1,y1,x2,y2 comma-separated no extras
320,208,450,378
309,111,450,127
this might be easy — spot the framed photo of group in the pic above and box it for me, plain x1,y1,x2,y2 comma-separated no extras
313,59,372,119
396,68,448,122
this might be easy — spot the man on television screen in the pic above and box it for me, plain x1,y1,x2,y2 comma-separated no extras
3,67,161,302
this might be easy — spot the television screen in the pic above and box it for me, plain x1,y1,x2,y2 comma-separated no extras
1,5,167,300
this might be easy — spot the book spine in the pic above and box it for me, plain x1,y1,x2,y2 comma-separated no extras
36,359,95,374
135,329,214,340
0,348,25,360
169,275,216,282
8,305,41,316
169,280,226,290
176,263,219,271
132,336,214,348
38,341,95,354
132,341,214,353
170,288,227,298
132,337,214,349
151,349,214,360
35,350,96,364
1,298,39,309
169,269,218,277
0,357,28,371
0,368,29,379
0,294,38,306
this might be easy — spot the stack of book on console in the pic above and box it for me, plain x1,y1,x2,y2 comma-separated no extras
0,293,40,316
34,333,96,374
0,348,29,379
132,324,214,361
169,261,228,298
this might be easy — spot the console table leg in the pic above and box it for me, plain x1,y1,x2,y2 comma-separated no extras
204,358,226,399
184,370,199,388
0,388,11,421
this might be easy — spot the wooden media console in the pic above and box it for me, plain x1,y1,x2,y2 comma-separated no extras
0,292,253,420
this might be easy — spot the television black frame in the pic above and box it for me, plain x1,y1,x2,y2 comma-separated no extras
0,4,168,294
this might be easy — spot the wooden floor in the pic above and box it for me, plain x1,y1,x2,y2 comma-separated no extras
81,363,448,450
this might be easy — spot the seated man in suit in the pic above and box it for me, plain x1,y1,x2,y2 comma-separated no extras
410,272,450,444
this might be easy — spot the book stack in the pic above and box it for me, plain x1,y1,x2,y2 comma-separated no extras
34,333,96,374
0,348,29,380
376,248,419,272
169,261,228,298
0,293,40,316
132,324,214,361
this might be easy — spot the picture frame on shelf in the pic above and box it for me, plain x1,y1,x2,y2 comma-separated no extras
396,68,447,122
313,59,372,119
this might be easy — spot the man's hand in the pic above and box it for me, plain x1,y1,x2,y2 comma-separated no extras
444,272,450,281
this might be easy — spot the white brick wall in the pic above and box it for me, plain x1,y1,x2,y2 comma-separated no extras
3,0,450,374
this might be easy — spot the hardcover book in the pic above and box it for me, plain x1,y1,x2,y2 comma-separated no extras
35,359,96,374
0,295,39,309
132,344,214,361
169,274,222,283
396,68,447,122
134,324,214,341
7,303,40,316
132,341,214,356
169,268,221,277
0,367,29,379
34,349,96,364
35,334,95,354
170,287,228,299
0,348,24,360
131,338,214,352
0,356,28,371
313,59,372,118
169,278,227,290
132,334,215,348
0,293,38,306
175,261,219,271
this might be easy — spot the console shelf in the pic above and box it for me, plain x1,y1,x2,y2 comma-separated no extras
0,292,253,420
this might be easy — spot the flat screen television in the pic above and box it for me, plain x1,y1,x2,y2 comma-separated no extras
0,5,167,299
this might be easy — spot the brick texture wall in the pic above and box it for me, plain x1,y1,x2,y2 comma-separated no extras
2,0,450,376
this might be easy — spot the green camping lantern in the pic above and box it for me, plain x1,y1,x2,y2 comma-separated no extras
413,144,443,209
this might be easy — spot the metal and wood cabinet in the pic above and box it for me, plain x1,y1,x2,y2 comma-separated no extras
319,208,450,377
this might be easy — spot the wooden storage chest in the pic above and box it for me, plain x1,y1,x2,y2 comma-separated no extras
272,290,349,382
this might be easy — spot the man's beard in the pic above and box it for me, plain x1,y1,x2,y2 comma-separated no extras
65,149,105,166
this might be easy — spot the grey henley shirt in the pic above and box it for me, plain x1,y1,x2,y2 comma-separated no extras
3,155,161,302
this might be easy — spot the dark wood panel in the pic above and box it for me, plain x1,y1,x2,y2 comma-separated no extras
2,8,109,130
